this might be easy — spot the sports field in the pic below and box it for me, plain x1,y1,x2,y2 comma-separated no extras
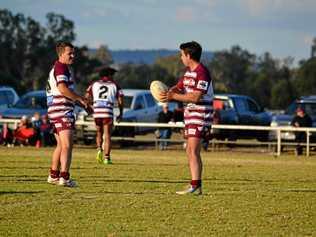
1,146,316,236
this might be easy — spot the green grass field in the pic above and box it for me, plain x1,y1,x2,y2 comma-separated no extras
1,146,316,236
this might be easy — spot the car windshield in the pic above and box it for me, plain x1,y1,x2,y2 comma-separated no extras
14,95,47,109
286,102,316,115
123,96,133,109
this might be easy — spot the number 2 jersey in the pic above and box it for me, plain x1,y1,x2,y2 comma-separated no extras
46,61,75,121
176,63,213,128
86,77,124,119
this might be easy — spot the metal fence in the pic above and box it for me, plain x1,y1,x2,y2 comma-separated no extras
1,118,316,156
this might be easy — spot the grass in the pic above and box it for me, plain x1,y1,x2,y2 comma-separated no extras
1,146,316,236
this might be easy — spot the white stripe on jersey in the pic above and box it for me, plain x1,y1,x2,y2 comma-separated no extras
52,97,73,104
93,113,113,119
184,119,211,126
48,105,75,112
185,111,212,118
56,75,68,83
93,107,113,113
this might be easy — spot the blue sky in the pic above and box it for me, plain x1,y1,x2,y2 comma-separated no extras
2,0,316,61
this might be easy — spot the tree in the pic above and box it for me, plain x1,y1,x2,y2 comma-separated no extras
209,46,256,94
294,58,316,95
95,45,113,65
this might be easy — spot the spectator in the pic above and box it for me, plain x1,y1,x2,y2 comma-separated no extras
31,112,42,148
0,123,13,146
157,103,173,150
291,107,312,156
13,115,36,146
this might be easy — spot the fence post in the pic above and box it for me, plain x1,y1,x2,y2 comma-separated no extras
306,130,310,157
277,128,281,156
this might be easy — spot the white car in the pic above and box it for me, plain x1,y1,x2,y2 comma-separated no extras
77,89,167,143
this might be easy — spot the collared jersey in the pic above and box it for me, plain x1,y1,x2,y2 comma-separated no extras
86,77,123,119
46,61,75,120
176,63,213,127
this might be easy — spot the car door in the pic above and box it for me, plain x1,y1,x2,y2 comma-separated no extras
132,94,148,122
234,97,255,125
144,93,160,122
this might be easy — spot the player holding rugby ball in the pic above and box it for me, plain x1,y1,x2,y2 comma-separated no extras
160,41,213,195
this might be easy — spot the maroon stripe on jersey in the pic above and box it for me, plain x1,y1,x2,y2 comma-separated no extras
93,106,113,110
50,102,75,107
49,115,74,121
48,109,73,114
184,115,211,120
186,109,213,113
94,111,113,115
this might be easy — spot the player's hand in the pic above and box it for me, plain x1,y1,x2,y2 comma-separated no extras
77,97,93,114
166,90,175,101
159,91,168,102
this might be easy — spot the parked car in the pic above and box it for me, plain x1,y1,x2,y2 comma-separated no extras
0,86,19,110
270,95,316,141
77,89,165,144
0,90,47,119
212,94,272,141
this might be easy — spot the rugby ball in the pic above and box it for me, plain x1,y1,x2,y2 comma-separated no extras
150,80,168,102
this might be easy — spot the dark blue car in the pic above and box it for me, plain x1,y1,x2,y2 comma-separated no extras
0,90,47,119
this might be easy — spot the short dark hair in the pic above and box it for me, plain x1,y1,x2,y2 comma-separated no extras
56,42,74,56
179,41,202,62
99,67,117,77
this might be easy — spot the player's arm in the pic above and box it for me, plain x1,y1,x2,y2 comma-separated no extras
84,87,93,105
168,90,203,104
160,84,183,102
57,83,88,107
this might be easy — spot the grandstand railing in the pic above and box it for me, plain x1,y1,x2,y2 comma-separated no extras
1,118,316,157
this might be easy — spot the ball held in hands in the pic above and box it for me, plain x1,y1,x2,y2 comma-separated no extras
150,80,168,102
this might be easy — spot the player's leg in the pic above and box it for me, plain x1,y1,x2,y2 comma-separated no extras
96,123,103,150
176,125,202,195
186,137,202,181
103,123,113,164
95,122,104,163
47,133,61,184
58,129,76,187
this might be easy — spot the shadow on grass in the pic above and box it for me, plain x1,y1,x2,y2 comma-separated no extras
80,178,187,184
277,189,316,193
0,190,44,196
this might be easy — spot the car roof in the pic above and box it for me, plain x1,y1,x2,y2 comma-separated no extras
122,89,150,96
214,94,249,100
297,95,316,103
22,90,46,97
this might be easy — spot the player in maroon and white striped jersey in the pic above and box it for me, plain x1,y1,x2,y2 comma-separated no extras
46,42,89,187
85,67,124,164
161,41,213,195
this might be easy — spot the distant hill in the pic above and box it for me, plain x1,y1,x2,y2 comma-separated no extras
89,49,213,64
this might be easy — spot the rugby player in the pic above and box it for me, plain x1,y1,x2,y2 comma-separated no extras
161,41,213,195
46,42,89,187
85,67,124,164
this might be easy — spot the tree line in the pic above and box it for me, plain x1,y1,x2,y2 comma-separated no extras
1,9,316,109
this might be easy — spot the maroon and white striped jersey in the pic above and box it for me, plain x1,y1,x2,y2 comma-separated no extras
86,77,123,119
46,61,75,120
176,63,213,127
